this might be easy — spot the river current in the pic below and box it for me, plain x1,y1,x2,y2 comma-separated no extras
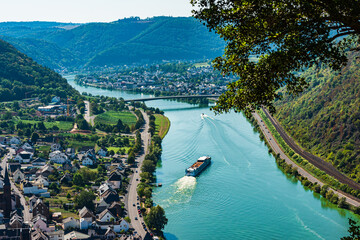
66,75,357,240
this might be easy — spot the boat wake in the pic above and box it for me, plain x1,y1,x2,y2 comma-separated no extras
166,176,197,205
201,113,214,120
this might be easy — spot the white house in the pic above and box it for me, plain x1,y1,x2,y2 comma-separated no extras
21,142,34,153
51,143,62,152
62,217,79,230
14,151,33,163
49,151,69,164
79,207,95,223
9,137,21,146
98,209,116,223
79,207,95,229
64,231,89,240
113,219,130,233
47,230,64,240
97,149,107,157
12,169,25,183
33,176,49,188
107,172,122,189
98,183,112,196
21,181,47,195
82,157,94,166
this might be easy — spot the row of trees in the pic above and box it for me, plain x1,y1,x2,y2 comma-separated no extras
95,118,130,133
127,131,141,164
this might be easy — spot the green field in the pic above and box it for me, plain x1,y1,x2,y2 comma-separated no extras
17,120,73,131
154,114,170,139
67,139,95,151
51,207,78,219
94,111,137,126
37,145,51,152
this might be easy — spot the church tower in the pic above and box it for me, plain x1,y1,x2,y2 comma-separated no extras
3,168,11,218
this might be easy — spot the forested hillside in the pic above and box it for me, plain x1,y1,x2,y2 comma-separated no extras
0,39,78,101
275,51,360,182
0,17,224,69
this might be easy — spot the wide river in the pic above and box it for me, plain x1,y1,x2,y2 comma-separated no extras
66,75,357,239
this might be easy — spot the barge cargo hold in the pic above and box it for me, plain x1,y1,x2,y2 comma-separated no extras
185,156,211,177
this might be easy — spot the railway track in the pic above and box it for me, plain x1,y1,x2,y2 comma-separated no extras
262,108,360,192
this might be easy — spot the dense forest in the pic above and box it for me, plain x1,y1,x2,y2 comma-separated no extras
0,17,224,69
275,51,360,182
0,39,79,101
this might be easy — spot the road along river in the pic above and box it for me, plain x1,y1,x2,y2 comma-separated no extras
66,75,359,240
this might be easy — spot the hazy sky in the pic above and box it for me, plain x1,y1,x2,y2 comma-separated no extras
0,0,194,23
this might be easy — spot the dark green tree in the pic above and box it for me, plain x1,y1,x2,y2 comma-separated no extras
141,160,156,173
127,151,135,164
191,0,360,114
74,190,96,211
37,122,46,131
73,173,84,186
342,219,360,240
31,132,39,143
145,205,168,231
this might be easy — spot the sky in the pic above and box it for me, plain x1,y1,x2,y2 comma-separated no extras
0,0,194,23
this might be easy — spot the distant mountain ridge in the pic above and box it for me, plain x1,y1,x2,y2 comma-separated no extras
0,17,225,69
275,51,360,182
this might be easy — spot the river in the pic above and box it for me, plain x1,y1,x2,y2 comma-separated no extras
66,75,357,240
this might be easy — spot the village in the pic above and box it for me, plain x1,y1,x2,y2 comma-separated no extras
0,94,165,240
74,63,236,96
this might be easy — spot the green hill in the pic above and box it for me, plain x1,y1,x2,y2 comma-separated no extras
275,51,360,181
0,39,79,101
0,17,224,68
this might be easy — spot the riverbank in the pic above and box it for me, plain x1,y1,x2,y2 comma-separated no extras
252,110,360,210
136,110,169,237
154,114,170,139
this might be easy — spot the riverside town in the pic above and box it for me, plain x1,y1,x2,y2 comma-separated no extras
0,1,360,239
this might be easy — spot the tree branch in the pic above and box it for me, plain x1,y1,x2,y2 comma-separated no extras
328,31,356,42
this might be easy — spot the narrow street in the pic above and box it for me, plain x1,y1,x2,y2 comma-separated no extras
84,100,95,126
1,155,32,222
126,109,151,238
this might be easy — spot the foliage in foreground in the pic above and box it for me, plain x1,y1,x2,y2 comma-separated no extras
342,219,360,240
191,0,360,115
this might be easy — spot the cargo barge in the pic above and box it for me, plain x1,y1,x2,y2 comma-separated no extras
185,156,211,177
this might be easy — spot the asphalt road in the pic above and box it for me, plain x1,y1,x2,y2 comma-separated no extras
1,155,32,222
126,109,151,238
253,111,360,207
84,100,95,126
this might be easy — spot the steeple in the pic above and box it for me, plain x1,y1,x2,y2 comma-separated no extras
3,167,10,187
3,165,11,219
